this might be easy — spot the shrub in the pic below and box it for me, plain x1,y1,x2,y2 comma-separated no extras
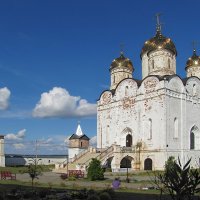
87,194,100,200
154,157,200,200
87,158,104,181
68,175,76,181
99,192,111,200
101,189,115,199
60,173,68,180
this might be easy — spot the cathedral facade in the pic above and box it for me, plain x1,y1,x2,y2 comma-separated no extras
97,22,200,171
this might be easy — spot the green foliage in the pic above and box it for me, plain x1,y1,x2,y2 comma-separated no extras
87,194,100,200
154,157,200,200
87,158,104,181
164,156,175,172
99,192,111,200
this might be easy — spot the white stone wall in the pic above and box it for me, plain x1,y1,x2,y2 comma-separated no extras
97,75,200,170
68,147,86,159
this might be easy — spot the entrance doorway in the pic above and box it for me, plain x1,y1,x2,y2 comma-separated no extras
144,158,152,170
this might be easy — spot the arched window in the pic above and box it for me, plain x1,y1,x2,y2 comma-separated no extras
120,156,131,168
126,134,132,147
149,119,152,139
174,118,178,138
190,132,195,150
190,126,200,150
144,158,152,170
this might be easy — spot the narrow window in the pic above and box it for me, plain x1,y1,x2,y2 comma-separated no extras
193,84,197,96
80,142,83,147
152,60,154,69
126,134,132,147
125,86,128,96
149,119,152,139
190,132,195,150
168,58,170,69
174,118,178,138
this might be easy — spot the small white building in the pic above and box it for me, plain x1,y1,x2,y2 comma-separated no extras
68,124,90,160
97,19,200,171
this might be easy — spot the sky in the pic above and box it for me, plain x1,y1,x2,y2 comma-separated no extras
0,0,200,155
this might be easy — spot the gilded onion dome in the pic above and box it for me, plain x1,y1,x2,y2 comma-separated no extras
110,52,134,72
186,49,200,69
141,30,177,57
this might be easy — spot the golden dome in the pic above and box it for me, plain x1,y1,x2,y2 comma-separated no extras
110,52,134,71
141,31,177,57
186,50,200,69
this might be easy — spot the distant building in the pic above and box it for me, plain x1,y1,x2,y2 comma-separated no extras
5,154,66,166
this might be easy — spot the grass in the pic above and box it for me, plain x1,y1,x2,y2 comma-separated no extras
0,165,54,174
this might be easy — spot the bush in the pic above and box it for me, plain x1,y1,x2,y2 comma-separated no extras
154,157,200,200
87,194,100,200
99,192,111,200
60,173,68,180
87,158,104,181
101,189,115,199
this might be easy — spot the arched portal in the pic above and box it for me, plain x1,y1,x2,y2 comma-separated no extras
103,157,113,169
144,158,152,170
126,134,132,147
120,156,132,168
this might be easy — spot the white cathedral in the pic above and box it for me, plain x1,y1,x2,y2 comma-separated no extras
96,20,200,171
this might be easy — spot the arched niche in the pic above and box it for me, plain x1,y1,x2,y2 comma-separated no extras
115,79,138,101
167,76,184,93
185,77,200,97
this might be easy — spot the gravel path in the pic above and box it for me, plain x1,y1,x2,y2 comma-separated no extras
16,171,154,190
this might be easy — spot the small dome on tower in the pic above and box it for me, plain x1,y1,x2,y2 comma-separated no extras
186,49,200,69
110,52,134,72
141,31,177,57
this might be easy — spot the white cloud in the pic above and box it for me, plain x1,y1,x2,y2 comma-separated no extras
90,136,97,147
0,87,11,110
13,143,25,149
5,129,26,140
32,87,97,118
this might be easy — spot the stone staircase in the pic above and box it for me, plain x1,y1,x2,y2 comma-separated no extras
54,146,115,173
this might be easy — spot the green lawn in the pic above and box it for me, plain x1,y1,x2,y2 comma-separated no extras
0,165,54,174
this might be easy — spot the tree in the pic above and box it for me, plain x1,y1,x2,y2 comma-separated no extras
27,158,42,189
154,157,200,200
164,156,175,172
87,158,104,181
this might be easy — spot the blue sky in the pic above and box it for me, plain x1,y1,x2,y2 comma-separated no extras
0,0,200,154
